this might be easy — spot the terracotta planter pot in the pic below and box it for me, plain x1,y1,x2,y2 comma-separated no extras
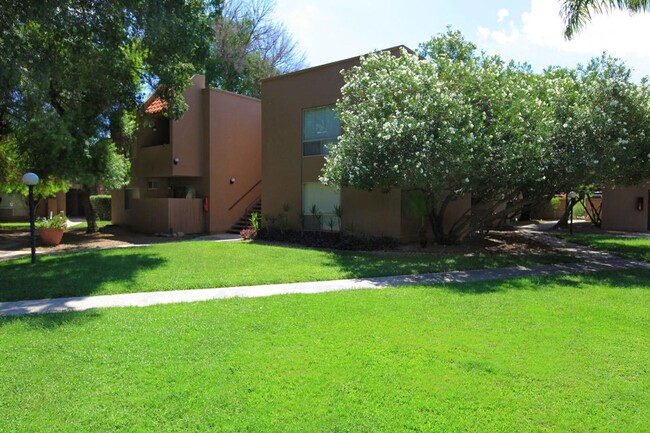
40,228,65,246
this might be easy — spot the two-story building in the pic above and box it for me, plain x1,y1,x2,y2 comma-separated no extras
112,75,261,234
261,47,470,242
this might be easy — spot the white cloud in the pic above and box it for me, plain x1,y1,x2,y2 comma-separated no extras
477,26,490,40
492,21,520,44
476,21,519,45
496,8,509,23
521,0,650,58
479,0,650,59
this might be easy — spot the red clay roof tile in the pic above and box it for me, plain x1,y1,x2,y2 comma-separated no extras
145,97,167,114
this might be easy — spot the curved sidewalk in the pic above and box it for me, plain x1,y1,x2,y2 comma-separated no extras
1,256,646,316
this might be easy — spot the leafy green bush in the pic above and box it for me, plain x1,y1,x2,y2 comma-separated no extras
550,196,562,210
37,212,67,230
90,195,111,220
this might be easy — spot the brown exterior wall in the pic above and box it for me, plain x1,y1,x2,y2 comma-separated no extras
171,75,205,178
602,183,650,231
207,90,262,232
262,48,470,242
126,198,203,234
262,57,354,230
113,75,261,234
532,197,566,220
262,50,410,239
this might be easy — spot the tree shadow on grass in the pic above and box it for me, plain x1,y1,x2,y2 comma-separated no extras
432,268,650,295
325,250,575,281
0,309,102,330
544,268,650,290
0,250,167,303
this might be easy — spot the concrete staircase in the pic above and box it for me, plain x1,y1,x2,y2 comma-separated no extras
227,199,261,234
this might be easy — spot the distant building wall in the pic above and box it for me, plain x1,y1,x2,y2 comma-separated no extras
602,183,649,232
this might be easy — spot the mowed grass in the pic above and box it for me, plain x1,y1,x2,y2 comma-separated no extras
558,233,650,261
1,269,648,432
0,220,111,231
0,241,576,302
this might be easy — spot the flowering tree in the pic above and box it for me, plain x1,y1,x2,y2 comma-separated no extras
321,30,650,244
546,56,650,226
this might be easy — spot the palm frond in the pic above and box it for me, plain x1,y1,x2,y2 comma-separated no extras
562,0,650,39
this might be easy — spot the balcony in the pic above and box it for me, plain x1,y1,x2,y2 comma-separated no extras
127,198,204,234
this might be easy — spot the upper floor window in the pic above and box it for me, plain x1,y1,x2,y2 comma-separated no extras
302,106,341,156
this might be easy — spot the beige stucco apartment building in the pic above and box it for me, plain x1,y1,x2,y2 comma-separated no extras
261,48,469,241
112,75,261,234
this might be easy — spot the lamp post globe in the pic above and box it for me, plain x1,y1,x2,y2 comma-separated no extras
22,172,39,264
22,172,39,186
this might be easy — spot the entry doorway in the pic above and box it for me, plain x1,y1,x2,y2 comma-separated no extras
66,188,85,217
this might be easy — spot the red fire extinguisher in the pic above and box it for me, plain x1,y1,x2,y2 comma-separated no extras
203,197,209,213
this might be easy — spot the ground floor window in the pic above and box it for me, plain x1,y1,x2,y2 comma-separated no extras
302,182,340,231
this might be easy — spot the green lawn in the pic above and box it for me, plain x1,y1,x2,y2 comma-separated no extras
1,269,648,432
558,233,650,261
0,241,576,303
0,220,111,231
0,222,33,229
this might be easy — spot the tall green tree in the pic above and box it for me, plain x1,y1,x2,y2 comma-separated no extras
562,0,650,38
206,0,306,98
0,0,220,232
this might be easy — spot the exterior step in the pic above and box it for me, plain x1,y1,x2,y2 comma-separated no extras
228,199,261,235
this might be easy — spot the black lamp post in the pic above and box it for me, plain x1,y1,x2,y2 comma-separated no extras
22,172,39,264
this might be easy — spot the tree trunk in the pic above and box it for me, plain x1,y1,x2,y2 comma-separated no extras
81,186,98,233
554,197,578,229
418,217,427,248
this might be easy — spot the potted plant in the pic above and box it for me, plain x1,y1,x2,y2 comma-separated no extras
38,212,68,246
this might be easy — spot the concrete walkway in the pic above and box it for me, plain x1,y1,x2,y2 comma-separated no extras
1,223,648,316
1,253,647,316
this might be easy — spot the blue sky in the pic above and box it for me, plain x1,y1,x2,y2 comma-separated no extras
274,0,650,80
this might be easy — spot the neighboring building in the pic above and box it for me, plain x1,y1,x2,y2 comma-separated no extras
0,191,67,222
602,182,650,232
112,75,261,234
0,193,30,221
261,48,469,242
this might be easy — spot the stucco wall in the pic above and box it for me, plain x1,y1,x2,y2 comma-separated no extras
262,50,413,239
262,58,354,230
207,90,262,232
171,74,205,178
602,183,649,232
114,75,261,234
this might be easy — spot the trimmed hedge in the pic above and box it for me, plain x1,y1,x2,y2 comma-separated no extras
90,194,111,220
256,228,398,251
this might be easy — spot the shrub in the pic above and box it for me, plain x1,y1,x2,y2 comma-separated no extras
550,196,562,210
37,212,68,230
256,228,398,251
249,212,260,231
90,194,112,220
240,227,257,240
